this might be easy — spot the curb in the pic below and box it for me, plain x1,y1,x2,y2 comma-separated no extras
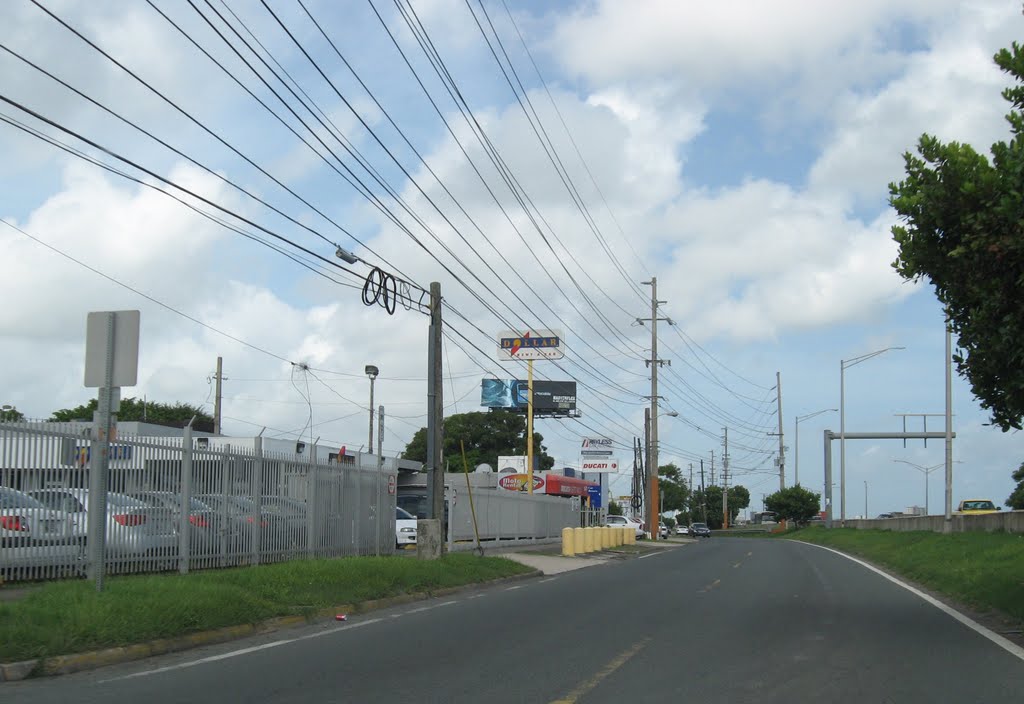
0,569,540,683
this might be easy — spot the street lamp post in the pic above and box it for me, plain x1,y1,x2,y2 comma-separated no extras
840,346,904,524
365,365,379,453
864,480,868,519
795,408,837,486
894,459,959,516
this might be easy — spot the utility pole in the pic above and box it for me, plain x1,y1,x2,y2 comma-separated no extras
638,277,671,540
710,450,715,485
777,371,785,491
722,428,729,529
944,323,954,532
644,408,652,536
699,459,707,523
213,356,223,435
425,283,445,536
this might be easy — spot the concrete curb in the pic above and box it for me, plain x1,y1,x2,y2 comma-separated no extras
0,569,541,683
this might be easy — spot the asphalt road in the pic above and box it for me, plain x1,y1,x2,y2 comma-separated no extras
6,538,1024,703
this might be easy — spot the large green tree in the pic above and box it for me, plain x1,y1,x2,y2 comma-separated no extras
49,398,214,431
889,41,1024,432
690,484,751,529
1007,462,1024,510
658,463,691,515
401,410,554,472
764,485,821,525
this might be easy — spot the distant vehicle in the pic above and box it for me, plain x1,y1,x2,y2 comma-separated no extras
131,491,220,554
955,499,1001,515
689,522,711,538
659,523,670,539
395,506,417,549
751,511,777,525
604,514,644,538
877,513,896,519
675,524,689,535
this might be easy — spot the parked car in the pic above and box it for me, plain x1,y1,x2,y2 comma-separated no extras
195,494,306,552
955,499,1001,515
395,506,417,548
131,491,221,554
688,522,711,538
27,488,177,557
1,486,79,571
675,524,689,535
604,514,644,538
659,523,670,539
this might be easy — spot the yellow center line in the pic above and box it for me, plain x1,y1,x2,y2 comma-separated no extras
549,637,651,704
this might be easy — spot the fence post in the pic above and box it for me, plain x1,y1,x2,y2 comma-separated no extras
252,438,263,566
178,422,194,574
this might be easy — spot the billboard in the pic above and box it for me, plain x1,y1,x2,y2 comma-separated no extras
578,457,621,473
481,380,577,414
497,329,565,360
580,437,614,456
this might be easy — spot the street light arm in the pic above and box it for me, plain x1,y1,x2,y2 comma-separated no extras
797,408,838,424
842,346,905,370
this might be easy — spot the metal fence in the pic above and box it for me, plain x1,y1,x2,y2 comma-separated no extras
0,422,395,583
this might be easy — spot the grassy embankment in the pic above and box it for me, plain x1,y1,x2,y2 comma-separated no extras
789,527,1024,624
0,554,533,663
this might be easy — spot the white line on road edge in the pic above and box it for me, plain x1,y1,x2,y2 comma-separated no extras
793,540,1024,663
101,619,385,683
637,552,660,559
540,577,557,583
505,585,523,591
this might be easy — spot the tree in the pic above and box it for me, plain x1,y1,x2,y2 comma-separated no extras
889,41,1024,432
658,463,691,515
1,405,24,422
764,485,821,525
1007,462,1024,510
690,484,750,529
401,410,554,472
49,398,214,431
607,500,624,516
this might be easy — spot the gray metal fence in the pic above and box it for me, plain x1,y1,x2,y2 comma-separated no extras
0,422,395,583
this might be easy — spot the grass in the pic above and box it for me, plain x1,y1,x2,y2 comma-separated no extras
0,554,533,663
789,528,1024,624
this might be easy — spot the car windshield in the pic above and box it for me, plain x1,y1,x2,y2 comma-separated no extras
0,487,45,510
965,501,995,510
396,507,415,520
692,523,707,529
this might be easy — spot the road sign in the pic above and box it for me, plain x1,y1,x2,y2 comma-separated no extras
84,310,140,388
497,329,564,360
387,474,396,495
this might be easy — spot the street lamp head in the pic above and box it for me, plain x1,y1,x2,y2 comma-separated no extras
665,411,679,418
335,246,361,265
364,365,379,380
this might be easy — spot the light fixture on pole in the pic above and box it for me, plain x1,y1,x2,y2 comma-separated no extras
894,459,960,516
840,346,904,524
365,365,379,454
794,408,836,486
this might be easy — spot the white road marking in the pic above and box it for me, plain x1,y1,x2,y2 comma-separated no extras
793,540,1024,663
540,577,557,583
505,585,523,591
638,552,659,559
101,619,384,683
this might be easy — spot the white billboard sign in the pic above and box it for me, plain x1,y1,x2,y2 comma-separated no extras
497,455,528,474
497,329,564,361
579,456,621,473
580,437,614,456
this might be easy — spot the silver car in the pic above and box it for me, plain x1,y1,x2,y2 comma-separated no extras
28,488,177,557
0,486,79,575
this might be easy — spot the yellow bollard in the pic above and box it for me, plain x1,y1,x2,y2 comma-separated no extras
573,527,585,554
583,526,593,553
603,526,612,549
612,526,621,547
620,527,628,546
627,526,635,545
562,526,575,556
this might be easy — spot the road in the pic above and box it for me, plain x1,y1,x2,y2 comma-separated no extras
5,538,1024,703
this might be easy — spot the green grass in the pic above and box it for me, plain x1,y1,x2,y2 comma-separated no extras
789,528,1024,624
0,554,533,663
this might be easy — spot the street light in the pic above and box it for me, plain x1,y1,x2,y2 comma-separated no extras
894,459,960,516
365,365,379,454
864,480,868,519
795,408,836,486
840,346,904,524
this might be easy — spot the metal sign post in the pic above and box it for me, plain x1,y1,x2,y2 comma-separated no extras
83,310,140,592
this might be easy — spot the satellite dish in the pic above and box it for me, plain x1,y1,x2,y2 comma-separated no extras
475,463,494,473
499,466,518,474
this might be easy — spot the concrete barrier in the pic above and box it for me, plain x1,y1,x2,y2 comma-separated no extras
561,527,575,556
842,510,1024,534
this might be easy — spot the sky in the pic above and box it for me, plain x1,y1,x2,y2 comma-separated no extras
1,0,1023,518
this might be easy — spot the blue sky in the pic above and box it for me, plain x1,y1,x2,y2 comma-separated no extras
1,0,1023,518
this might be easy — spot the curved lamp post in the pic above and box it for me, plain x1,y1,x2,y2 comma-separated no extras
840,347,904,524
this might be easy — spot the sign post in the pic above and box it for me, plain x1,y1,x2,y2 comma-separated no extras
497,330,564,494
83,310,140,592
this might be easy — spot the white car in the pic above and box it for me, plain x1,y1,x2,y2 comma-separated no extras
675,524,689,536
604,514,644,538
1,486,79,575
395,506,417,548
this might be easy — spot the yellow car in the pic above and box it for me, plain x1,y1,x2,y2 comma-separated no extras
955,499,1001,515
